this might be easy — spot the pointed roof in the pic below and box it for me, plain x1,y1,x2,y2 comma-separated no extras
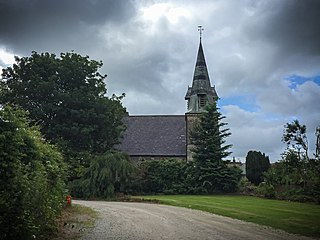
191,40,212,95
185,39,218,113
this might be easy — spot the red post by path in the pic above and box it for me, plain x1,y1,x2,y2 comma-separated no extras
67,195,72,205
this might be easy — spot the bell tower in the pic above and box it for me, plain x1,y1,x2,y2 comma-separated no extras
185,26,218,160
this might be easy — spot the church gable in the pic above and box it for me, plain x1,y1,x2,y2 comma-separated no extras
118,115,186,158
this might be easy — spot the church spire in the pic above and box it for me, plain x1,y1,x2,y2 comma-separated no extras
185,27,218,113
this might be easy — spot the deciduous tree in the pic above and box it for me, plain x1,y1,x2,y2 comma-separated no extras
260,121,320,203
73,151,133,198
282,120,309,160
1,51,127,179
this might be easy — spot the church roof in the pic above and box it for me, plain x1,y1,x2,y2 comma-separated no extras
185,41,212,98
117,115,186,157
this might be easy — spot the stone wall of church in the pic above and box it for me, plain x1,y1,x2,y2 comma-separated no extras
185,112,200,161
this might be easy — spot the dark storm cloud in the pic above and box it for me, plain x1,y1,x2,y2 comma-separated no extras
0,0,136,53
244,0,320,55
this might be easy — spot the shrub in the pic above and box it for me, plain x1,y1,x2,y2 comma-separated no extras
0,106,66,239
256,182,275,199
134,159,188,194
128,158,242,195
238,177,257,195
70,151,134,199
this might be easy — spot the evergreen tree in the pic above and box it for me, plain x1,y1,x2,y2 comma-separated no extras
245,150,270,185
190,103,241,193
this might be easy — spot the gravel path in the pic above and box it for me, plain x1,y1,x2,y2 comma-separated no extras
74,200,315,240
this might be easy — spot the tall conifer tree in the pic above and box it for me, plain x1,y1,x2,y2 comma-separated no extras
245,150,270,185
191,103,241,193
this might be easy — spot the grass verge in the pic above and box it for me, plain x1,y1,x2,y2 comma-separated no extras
133,195,320,238
53,204,97,240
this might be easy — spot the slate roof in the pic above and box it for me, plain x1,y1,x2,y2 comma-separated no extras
117,115,186,157
185,40,218,113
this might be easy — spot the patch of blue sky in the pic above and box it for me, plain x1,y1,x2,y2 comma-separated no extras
219,95,259,112
285,74,320,90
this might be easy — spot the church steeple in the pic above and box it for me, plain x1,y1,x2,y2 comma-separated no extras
185,27,218,113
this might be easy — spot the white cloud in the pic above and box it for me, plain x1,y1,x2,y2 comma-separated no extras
0,47,16,71
222,105,285,162
141,3,191,24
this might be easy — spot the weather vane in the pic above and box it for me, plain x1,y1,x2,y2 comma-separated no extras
198,25,204,40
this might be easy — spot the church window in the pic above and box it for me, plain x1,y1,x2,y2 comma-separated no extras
199,95,206,108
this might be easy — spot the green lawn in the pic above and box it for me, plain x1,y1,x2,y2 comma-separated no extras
134,195,320,238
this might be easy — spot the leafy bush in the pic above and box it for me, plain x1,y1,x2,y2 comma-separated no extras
129,159,188,194
256,182,275,199
70,151,134,199
238,177,257,195
0,106,66,240
260,157,320,203
128,158,242,195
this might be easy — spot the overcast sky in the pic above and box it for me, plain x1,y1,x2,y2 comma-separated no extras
0,0,319,162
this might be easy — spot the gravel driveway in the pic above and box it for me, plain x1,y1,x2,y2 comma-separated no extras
74,200,315,240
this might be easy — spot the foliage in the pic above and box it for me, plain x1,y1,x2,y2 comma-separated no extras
256,182,275,199
191,103,232,162
316,126,320,160
0,106,66,240
238,177,257,195
190,103,241,193
0,51,127,179
260,159,320,203
136,159,188,194
282,119,309,160
70,151,134,199
245,150,270,185
259,120,320,203
125,157,242,195
138,195,320,238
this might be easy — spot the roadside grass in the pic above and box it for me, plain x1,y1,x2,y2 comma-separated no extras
53,204,97,240
133,195,320,238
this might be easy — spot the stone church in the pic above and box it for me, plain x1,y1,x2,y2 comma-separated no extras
118,36,218,161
